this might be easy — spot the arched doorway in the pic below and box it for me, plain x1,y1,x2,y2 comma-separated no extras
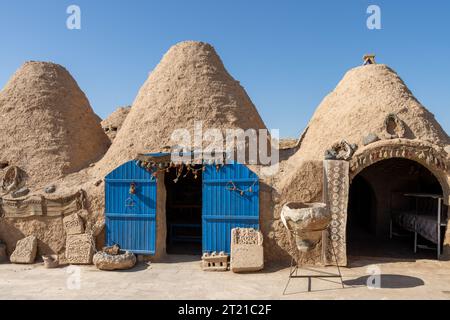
347,158,445,259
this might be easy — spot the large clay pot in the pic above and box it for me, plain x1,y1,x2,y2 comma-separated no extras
281,202,331,252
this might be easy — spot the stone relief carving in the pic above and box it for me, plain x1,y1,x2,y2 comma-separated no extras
325,140,358,161
384,113,406,139
65,234,94,265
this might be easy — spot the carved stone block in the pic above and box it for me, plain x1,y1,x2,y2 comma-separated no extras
63,213,84,235
10,235,37,264
230,228,264,273
65,234,94,265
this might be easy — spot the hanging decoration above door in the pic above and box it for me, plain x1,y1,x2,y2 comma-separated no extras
226,180,258,196
134,152,227,183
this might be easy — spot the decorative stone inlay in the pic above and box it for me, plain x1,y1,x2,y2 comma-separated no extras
384,113,406,139
11,187,30,198
325,140,358,161
350,144,448,178
323,160,349,266
44,185,56,194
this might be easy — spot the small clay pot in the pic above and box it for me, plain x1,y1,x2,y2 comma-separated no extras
42,255,59,268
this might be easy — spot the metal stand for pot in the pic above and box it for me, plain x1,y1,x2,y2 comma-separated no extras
283,230,345,294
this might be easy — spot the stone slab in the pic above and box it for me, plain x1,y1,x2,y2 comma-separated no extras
63,213,84,235
230,228,264,273
10,235,37,264
65,234,94,265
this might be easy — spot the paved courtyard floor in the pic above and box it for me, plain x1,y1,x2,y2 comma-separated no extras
1,255,450,300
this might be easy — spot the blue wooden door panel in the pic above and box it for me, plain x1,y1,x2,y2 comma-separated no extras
105,161,156,255
202,163,260,254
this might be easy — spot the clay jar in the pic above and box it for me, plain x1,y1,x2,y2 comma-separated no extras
281,202,331,252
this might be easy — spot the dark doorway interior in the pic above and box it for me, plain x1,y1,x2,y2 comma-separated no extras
165,165,202,255
347,158,444,260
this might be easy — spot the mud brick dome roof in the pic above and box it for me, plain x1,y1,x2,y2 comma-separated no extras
278,63,450,193
101,106,131,142
0,61,110,187
293,64,449,162
97,41,268,175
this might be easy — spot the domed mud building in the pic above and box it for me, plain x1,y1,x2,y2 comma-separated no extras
0,61,110,257
0,43,448,268
101,106,131,142
96,41,273,259
276,63,450,265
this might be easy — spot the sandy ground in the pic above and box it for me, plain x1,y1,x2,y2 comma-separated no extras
1,255,450,300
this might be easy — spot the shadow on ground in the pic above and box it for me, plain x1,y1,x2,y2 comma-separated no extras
344,274,425,289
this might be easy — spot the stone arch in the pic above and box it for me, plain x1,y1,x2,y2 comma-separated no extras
349,140,449,206
347,140,450,259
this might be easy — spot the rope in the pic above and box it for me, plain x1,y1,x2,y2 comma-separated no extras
225,180,257,196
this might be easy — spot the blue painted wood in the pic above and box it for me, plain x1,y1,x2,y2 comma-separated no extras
202,163,260,254
105,160,156,255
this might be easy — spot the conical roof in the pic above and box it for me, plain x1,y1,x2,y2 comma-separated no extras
293,64,449,162
101,106,131,141
97,41,267,174
0,61,110,188
277,63,450,193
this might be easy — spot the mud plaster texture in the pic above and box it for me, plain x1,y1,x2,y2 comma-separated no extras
0,216,66,261
284,64,449,166
101,106,131,142
0,61,110,261
0,61,110,189
267,161,325,264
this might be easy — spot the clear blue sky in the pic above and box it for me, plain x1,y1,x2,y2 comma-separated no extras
0,0,449,138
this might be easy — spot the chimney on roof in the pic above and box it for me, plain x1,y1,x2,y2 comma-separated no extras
363,54,376,65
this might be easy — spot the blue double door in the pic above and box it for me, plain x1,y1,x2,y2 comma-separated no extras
105,161,259,255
